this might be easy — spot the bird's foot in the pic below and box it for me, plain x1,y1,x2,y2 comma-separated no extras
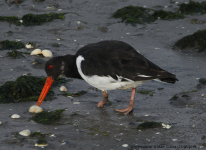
97,101,106,107
115,104,133,115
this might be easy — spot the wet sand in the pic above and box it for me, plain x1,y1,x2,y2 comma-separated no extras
0,0,206,149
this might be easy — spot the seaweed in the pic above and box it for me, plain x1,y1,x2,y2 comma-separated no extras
174,29,206,52
30,109,65,125
151,9,184,20
112,6,155,26
136,90,154,96
112,5,184,26
89,127,109,136
30,131,46,139
199,78,206,85
35,139,48,146
62,90,87,97
178,0,206,14
136,121,162,130
0,74,69,103
0,13,65,26
6,50,25,58
0,40,24,50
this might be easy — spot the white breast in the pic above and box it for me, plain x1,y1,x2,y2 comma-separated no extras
76,56,146,91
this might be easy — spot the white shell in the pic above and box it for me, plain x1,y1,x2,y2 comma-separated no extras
29,105,43,113
11,114,20,118
30,49,42,55
42,50,53,57
162,123,171,129
122,144,128,147
25,43,34,49
35,143,48,147
19,129,31,136
60,86,67,92
73,102,80,104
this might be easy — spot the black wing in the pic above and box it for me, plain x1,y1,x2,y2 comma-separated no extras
75,41,178,83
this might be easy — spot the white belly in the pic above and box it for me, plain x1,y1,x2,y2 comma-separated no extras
76,56,146,91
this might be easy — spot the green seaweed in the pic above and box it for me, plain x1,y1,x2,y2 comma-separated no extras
30,109,65,125
0,74,69,103
89,127,109,136
63,90,87,97
36,139,48,145
112,5,184,26
136,121,162,130
151,9,184,20
178,0,206,14
0,40,24,50
112,5,155,26
136,90,154,96
6,50,25,58
0,13,65,26
174,29,206,52
199,78,206,85
30,131,46,139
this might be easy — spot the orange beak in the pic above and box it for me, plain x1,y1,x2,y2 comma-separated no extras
36,76,54,106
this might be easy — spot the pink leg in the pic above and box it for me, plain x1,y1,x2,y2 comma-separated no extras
97,91,108,107
115,88,136,115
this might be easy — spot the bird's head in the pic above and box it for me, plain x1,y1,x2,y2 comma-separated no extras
36,56,65,106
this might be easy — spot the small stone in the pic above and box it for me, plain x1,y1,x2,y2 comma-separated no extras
172,139,177,141
29,105,43,113
60,86,67,92
19,129,31,136
11,114,20,118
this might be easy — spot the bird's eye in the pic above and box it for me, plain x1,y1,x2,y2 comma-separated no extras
49,65,53,69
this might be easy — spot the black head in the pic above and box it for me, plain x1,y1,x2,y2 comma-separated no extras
45,56,65,79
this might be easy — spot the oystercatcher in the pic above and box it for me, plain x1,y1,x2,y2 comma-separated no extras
36,41,178,115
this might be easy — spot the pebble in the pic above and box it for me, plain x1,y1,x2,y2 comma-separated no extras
19,129,31,136
60,86,67,92
29,105,43,113
11,114,20,118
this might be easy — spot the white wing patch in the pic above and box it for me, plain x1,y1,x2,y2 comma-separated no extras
138,75,151,77
76,56,146,91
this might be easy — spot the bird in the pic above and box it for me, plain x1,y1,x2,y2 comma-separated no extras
36,40,178,115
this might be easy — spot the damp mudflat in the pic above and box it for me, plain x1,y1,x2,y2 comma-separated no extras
0,0,206,150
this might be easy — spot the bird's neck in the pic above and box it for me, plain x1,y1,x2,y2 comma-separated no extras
62,54,83,80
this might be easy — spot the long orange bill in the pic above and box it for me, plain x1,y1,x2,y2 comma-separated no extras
36,76,54,106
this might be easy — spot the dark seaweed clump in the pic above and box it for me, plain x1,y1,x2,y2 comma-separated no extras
152,10,184,20
62,90,87,97
136,90,154,96
199,78,206,85
136,121,162,130
0,40,24,50
30,132,46,139
6,50,25,58
178,0,206,14
112,6,184,26
0,13,65,26
174,29,206,52
30,109,65,125
0,74,69,103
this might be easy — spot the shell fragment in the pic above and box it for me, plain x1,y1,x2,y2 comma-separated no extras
19,129,31,136
60,86,67,92
42,50,53,57
11,114,21,118
29,105,43,113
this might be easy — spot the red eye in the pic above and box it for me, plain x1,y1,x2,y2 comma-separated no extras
49,65,53,69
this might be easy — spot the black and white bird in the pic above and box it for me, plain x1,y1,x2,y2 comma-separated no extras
36,40,178,114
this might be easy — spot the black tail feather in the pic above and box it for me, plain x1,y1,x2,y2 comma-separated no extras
160,77,178,84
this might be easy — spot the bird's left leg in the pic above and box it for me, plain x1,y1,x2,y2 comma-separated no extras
97,91,108,107
115,88,136,115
